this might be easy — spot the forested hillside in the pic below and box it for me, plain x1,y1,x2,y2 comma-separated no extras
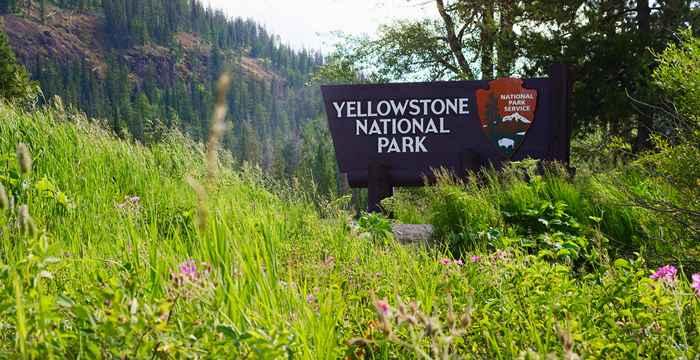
0,0,335,193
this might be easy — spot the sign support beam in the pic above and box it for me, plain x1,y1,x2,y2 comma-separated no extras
367,161,393,213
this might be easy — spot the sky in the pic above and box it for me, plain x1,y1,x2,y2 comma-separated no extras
204,0,432,52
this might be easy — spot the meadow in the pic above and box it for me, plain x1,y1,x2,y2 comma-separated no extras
0,97,698,359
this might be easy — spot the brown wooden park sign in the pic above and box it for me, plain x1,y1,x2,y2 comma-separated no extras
321,64,572,212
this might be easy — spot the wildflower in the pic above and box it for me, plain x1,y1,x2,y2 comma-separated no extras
170,259,213,293
649,265,677,282
493,250,509,260
179,259,198,280
470,255,481,263
306,294,317,304
375,298,390,316
116,195,141,210
692,274,700,297
16,143,32,175
439,258,464,266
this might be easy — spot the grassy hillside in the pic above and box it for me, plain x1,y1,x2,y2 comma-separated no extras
0,101,698,358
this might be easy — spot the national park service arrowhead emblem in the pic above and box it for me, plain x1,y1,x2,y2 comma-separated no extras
476,78,538,157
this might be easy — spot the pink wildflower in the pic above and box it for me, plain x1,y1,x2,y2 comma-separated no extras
306,294,317,304
375,299,390,316
454,259,464,266
650,265,677,282
179,260,198,280
116,195,141,210
493,250,508,260
439,258,452,265
692,274,700,297
470,255,481,263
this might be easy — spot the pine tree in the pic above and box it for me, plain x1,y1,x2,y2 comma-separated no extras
0,0,15,14
240,121,260,165
40,0,46,24
0,20,35,101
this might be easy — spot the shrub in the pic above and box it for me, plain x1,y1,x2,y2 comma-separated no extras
357,211,393,244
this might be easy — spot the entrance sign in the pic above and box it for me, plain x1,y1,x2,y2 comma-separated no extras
321,64,571,212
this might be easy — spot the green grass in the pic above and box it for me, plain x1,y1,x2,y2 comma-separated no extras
0,103,699,358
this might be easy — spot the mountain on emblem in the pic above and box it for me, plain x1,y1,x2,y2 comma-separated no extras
502,112,531,124
476,78,538,157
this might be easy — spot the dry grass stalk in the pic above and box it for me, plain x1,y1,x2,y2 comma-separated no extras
0,184,8,210
186,73,232,232
186,175,209,232
16,143,32,175
206,74,231,182
17,204,37,237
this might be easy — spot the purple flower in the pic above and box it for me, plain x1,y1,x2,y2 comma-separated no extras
692,273,700,297
116,195,141,210
470,255,481,263
179,260,198,279
650,265,677,282
493,250,508,260
440,258,464,266
375,299,390,316
306,294,317,304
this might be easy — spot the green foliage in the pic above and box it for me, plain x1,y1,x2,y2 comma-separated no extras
364,255,700,358
0,101,699,358
380,187,430,224
357,213,392,243
653,28,700,126
426,170,502,252
357,212,393,244
0,21,37,104
385,158,697,271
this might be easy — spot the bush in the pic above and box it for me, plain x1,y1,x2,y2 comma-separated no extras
384,158,697,271
356,211,393,244
428,170,502,252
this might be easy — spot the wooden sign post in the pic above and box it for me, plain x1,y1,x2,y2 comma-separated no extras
322,65,572,213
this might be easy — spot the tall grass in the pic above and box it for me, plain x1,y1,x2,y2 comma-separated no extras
0,102,698,358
